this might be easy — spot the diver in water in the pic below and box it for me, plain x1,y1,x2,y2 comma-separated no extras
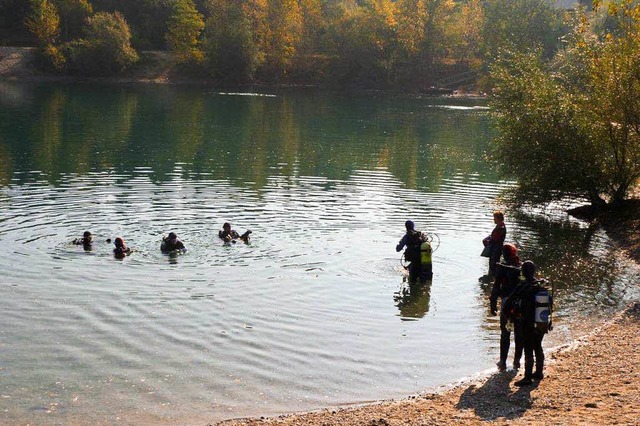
113,237,132,259
73,231,93,249
219,222,252,244
490,243,522,371
161,232,186,253
504,260,552,386
396,220,432,283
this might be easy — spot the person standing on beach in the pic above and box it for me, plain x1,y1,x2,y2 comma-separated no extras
504,260,551,386
483,210,506,276
490,243,522,371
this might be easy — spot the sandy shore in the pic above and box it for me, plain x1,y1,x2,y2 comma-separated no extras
220,302,640,425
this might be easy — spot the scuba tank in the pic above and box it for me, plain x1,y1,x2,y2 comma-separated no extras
420,241,432,265
534,289,551,333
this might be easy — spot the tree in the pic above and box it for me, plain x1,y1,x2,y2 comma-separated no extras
482,0,568,61
25,0,60,46
490,3,640,206
53,0,92,41
329,0,399,86
166,0,205,63
261,0,304,79
447,0,484,63
203,0,265,81
396,0,455,72
64,11,138,75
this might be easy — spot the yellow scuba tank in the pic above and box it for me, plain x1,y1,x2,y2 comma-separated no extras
420,241,432,265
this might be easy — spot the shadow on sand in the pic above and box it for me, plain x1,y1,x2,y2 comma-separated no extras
455,370,539,421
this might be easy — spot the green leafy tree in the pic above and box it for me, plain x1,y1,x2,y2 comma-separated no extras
447,0,484,63
260,0,304,79
482,0,568,60
396,0,455,72
53,0,92,41
166,0,205,63
491,3,640,206
330,0,399,86
64,11,138,75
25,0,60,45
203,0,265,82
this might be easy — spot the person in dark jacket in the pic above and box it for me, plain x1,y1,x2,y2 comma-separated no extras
161,232,186,253
113,237,132,259
483,210,506,275
219,223,252,244
504,260,551,386
73,231,93,250
396,220,431,283
490,243,522,371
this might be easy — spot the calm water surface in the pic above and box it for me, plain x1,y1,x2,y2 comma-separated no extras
0,82,638,424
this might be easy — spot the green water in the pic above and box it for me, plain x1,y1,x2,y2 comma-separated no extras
0,82,637,424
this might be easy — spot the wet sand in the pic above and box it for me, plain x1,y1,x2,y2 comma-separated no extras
220,302,640,425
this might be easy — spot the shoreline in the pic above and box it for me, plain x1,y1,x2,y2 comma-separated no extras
219,302,640,425
219,207,640,425
0,46,483,97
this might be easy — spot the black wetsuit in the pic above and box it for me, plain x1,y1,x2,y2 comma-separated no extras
504,280,549,379
490,261,522,366
161,238,185,252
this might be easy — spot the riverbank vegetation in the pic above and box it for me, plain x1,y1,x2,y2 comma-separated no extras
491,0,640,209
2,0,588,88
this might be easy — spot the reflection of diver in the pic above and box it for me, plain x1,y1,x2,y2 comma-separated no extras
396,220,433,283
394,280,433,319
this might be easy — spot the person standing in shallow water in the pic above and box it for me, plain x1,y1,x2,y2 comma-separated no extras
490,243,522,372
484,210,506,276
396,220,431,283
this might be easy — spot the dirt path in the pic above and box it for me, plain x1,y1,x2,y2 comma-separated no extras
220,303,640,425
0,47,35,77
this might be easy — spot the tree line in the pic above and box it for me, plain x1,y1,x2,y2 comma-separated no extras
491,0,640,207
1,0,586,86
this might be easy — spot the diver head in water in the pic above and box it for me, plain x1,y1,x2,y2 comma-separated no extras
161,232,186,252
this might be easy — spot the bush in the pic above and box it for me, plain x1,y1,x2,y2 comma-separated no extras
34,43,66,71
63,11,138,76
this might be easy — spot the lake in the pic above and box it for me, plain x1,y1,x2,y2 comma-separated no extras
0,82,638,424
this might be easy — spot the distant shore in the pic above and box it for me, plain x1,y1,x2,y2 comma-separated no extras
220,203,640,425
0,46,481,97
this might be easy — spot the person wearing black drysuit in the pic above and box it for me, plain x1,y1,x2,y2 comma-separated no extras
503,260,550,386
161,232,186,253
396,220,430,283
489,243,522,371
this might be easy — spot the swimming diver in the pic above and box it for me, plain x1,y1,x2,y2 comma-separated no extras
219,222,252,244
161,232,187,253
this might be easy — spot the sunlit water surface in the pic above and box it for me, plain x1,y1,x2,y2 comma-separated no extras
0,83,638,424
